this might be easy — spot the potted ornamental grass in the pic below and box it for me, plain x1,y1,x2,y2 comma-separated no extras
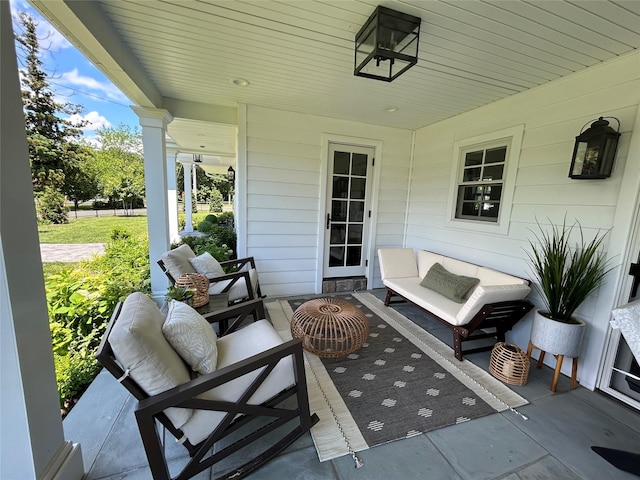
526,218,612,357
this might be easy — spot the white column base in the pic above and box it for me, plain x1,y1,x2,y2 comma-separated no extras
42,441,84,480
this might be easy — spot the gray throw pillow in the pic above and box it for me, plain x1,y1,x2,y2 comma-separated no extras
420,262,480,303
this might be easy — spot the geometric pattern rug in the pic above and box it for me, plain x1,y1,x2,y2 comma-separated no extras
266,292,528,464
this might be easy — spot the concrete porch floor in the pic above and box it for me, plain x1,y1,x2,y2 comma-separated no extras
64,289,640,479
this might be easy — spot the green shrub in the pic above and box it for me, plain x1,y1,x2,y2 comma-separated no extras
178,211,210,232
47,231,150,410
197,220,213,233
205,214,217,224
36,186,68,225
177,235,233,262
211,224,237,253
209,188,223,212
54,338,102,411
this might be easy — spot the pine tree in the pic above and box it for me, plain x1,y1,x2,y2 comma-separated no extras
15,12,87,223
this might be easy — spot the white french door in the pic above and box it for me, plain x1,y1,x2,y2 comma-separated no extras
323,144,374,278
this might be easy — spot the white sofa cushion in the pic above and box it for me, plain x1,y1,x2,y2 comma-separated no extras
161,244,197,280
417,250,445,279
456,283,532,325
189,251,225,278
378,248,418,280
109,292,192,428
180,319,294,444
207,269,258,302
162,300,218,375
383,277,462,324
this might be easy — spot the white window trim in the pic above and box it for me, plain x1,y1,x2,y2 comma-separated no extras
446,125,524,235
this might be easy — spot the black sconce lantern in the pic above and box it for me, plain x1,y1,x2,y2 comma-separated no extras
227,166,235,183
354,6,421,82
193,154,202,163
569,117,621,179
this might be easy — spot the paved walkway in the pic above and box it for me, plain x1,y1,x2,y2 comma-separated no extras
40,243,106,262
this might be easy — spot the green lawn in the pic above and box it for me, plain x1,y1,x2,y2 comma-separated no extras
42,261,80,277
38,216,148,243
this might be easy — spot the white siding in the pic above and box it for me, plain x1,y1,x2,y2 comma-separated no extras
244,105,412,296
409,51,640,389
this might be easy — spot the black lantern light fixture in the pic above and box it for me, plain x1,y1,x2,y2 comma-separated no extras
569,117,621,179
354,6,421,82
193,154,202,163
227,166,235,183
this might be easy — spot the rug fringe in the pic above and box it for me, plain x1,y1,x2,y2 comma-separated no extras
267,300,368,462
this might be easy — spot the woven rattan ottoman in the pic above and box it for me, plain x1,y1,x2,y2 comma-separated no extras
290,297,369,358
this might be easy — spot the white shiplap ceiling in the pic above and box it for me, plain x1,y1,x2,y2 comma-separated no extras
32,0,640,155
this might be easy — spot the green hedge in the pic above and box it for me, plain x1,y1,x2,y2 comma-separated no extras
50,213,237,414
48,230,150,412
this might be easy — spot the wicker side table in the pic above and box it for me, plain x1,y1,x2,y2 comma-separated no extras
290,298,369,358
489,342,530,386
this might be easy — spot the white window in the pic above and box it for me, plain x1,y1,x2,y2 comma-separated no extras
447,125,524,235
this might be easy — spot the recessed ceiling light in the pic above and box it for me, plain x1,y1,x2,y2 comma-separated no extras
231,78,250,87
385,106,399,112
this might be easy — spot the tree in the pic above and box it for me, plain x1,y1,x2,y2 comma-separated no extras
63,143,100,215
15,13,87,223
89,125,145,215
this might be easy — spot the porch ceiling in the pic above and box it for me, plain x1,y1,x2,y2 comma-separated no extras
31,0,640,154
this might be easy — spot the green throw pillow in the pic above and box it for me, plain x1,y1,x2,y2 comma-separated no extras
420,263,480,303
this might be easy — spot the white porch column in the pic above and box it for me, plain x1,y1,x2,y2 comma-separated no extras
183,162,194,233
166,146,180,243
1,5,84,478
132,106,173,302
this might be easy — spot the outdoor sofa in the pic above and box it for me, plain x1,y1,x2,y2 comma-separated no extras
378,248,533,360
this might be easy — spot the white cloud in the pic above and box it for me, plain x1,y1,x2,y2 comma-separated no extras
69,111,112,132
61,68,128,102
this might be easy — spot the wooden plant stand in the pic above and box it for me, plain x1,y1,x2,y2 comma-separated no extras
527,340,579,393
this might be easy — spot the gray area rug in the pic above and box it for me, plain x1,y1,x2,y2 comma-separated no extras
266,292,528,463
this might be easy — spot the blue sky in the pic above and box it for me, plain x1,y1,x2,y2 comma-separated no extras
10,0,139,144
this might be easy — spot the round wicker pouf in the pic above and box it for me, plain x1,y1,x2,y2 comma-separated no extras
290,298,369,358
489,342,530,386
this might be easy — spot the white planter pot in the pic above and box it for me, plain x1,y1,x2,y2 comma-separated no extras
530,310,585,358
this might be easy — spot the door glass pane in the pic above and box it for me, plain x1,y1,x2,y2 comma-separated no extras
329,246,344,267
332,200,347,222
350,178,366,199
352,154,367,176
334,151,350,174
346,246,361,266
349,201,364,222
330,225,345,244
348,224,362,243
333,177,349,198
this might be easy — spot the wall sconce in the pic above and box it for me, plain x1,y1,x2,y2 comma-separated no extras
354,6,421,82
227,166,235,183
193,154,202,163
569,117,620,179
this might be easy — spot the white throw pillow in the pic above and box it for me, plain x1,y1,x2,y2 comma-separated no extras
162,300,218,374
189,252,225,278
